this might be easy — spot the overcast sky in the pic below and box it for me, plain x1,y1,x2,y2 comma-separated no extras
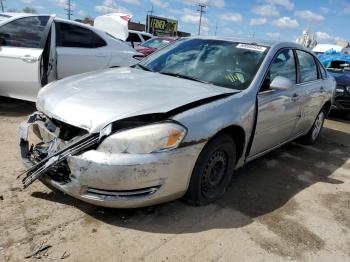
5,0,350,43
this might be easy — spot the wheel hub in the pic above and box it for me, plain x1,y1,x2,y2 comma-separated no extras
201,150,228,197
312,112,324,140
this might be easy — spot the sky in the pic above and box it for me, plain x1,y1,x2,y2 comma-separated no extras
4,0,350,43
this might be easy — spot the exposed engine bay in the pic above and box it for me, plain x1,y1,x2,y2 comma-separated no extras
18,112,99,188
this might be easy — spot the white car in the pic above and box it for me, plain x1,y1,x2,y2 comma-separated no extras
126,30,153,47
93,14,153,47
0,13,140,101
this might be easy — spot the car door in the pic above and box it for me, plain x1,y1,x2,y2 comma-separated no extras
55,22,111,79
249,49,302,157
292,50,325,135
0,15,53,101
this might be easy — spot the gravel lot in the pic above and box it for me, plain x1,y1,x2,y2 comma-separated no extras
0,97,349,262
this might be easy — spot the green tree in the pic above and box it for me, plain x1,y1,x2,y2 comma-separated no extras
22,7,37,14
82,16,94,25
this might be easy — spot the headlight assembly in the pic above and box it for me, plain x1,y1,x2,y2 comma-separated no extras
98,122,187,154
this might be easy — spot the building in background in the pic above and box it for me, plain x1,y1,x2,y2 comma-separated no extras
296,28,317,49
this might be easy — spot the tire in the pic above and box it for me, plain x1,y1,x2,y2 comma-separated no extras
185,134,236,206
300,109,326,145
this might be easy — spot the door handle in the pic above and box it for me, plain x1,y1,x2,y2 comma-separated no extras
320,86,325,93
291,93,299,102
20,55,37,63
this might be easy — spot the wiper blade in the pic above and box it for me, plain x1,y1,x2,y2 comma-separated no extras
159,71,210,84
136,64,153,72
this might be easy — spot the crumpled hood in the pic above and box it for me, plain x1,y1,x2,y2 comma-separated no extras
37,68,232,133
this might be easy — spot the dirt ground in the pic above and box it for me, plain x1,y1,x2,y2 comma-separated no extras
0,97,349,262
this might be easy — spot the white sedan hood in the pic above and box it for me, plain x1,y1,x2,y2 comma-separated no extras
37,68,232,133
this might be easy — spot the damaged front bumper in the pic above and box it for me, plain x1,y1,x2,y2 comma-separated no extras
18,112,204,208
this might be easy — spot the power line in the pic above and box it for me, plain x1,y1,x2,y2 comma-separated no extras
64,0,73,20
197,3,206,35
147,4,154,17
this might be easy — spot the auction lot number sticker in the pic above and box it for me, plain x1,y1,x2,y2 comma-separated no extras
236,43,267,52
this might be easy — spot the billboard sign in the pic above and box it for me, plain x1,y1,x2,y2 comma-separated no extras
147,15,178,36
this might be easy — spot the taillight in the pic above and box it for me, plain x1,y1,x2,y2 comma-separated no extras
120,15,131,22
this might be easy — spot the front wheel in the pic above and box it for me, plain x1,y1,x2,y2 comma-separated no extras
185,134,236,206
300,109,325,145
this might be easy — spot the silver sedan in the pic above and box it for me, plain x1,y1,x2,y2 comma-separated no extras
18,37,335,208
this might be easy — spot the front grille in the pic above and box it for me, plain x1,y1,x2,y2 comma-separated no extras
83,186,161,200
51,118,88,141
46,161,71,184
335,97,350,109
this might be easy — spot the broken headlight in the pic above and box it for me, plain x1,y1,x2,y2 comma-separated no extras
98,122,187,154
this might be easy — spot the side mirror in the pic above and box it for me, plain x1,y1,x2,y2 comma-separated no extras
270,76,294,91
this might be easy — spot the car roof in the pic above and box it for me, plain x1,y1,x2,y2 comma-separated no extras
129,29,153,37
0,12,52,19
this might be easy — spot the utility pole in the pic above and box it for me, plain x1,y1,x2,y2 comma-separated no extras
0,0,5,13
146,5,154,33
197,3,206,35
147,4,154,17
65,0,73,20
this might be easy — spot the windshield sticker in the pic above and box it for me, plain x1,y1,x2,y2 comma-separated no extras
236,43,267,52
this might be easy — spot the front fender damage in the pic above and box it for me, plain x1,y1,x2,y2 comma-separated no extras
18,92,236,189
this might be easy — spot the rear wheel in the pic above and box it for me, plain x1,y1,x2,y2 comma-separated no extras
185,134,236,206
300,109,325,145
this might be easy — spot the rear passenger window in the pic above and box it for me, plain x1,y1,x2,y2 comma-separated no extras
56,22,106,48
0,16,50,48
318,61,327,79
296,50,318,82
126,33,141,43
261,49,296,91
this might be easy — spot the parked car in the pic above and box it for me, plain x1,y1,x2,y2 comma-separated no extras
93,13,153,47
19,38,335,208
318,53,350,112
126,30,153,47
135,36,177,56
0,13,140,101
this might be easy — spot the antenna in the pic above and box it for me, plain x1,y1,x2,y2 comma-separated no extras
65,0,73,20
197,3,207,35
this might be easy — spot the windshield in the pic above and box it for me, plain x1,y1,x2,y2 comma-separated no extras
138,38,269,90
142,38,171,49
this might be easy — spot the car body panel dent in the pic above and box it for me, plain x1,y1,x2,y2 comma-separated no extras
37,67,235,132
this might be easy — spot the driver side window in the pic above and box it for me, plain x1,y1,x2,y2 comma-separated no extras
261,49,296,92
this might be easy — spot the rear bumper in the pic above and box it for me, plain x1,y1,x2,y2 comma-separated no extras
19,113,205,208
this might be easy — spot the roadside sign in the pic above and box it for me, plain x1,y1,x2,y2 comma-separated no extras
146,15,178,36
